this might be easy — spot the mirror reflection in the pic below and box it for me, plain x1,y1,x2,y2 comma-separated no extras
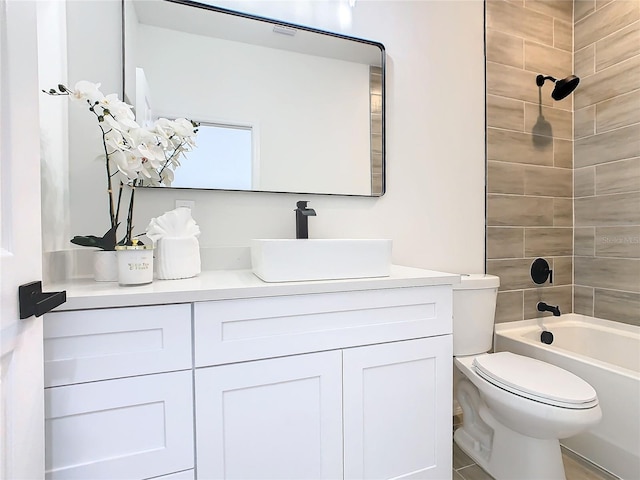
124,0,385,196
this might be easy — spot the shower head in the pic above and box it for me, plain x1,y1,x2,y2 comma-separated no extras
536,74,580,100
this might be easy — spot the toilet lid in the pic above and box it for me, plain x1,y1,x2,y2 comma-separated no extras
473,352,598,409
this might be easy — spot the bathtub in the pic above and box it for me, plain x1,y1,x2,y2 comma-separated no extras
494,314,640,480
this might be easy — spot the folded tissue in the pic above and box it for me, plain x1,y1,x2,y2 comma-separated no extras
146,207,201,280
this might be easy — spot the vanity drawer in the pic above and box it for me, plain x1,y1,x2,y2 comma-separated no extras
194,285,452,367
44,304,192,387
45,370,194,480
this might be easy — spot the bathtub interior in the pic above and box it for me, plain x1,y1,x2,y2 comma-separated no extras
494,314,640,480
516,317,640,374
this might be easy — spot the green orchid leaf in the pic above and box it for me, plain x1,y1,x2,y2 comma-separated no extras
102,224,118,250
70,224,119,251
70,236,103,248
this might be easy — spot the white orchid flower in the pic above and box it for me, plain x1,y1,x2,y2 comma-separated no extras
137,158,161,182
154,117,174,132
70,80,104,104
118,117,140,130
111,149,143,182
136,143,165,168
149,118,197,154
151,125,171,148
153,121,174,141
137,166,152,179
129,127,158,146
160,168,174,186
172,118,196,137
99,93,138,125
104,129,132,153
101,113,130,133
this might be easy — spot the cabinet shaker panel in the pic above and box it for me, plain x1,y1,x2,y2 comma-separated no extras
150,469,194,480
44,304,191,387
194,285,451,367
195,350,343,480
343,336,453,480
45,370,194,480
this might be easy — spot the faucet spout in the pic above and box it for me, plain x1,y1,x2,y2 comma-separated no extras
537,301,561,317
295,201,316,239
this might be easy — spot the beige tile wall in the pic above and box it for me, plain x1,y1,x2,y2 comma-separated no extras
486,0,575,323
370,66,383,195
573,0,640,326
486,0,640,326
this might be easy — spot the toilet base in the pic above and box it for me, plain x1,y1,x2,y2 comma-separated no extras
455,379,567,480
455,424,566,480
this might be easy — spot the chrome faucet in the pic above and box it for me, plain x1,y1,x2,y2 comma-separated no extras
295,201,316,239
537,301,561,316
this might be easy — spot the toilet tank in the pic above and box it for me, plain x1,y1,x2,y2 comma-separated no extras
453,274,500,356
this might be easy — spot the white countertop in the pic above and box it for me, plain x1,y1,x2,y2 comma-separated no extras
49,265,460,311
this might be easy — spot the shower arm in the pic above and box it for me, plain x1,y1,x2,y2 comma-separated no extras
536,73,580,101
536,75,557,87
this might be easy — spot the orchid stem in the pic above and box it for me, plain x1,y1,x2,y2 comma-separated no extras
126,182,137,245
115,182,124,235
97,114,117,230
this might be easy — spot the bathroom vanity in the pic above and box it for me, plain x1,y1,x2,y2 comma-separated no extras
43,266,457,479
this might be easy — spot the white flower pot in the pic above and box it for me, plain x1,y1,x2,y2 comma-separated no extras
93,250,118,282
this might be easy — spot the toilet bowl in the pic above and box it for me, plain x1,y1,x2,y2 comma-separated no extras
452,275,601,480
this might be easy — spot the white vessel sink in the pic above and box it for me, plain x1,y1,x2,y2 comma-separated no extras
251,239,392,282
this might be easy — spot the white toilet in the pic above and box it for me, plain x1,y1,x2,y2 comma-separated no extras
453,274,602,480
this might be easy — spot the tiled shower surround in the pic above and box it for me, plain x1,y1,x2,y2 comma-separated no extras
573,0,640,324
485,0,639,326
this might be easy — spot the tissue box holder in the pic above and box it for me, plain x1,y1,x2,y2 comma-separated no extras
156,237,201,280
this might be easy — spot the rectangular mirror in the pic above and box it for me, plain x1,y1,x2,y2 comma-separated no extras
123,0,386,196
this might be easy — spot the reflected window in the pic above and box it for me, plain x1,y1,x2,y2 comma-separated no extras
173,122,254,190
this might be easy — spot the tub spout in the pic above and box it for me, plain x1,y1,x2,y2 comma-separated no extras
537,301,561,316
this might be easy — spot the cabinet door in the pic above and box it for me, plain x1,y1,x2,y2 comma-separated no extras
195,351,343,480
45,371,194,480
343,336,453,480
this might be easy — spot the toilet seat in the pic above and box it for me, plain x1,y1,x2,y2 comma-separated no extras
473,352,598,409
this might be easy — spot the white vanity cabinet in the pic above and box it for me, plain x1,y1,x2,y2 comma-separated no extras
44,266,457,480
43,304,194,480
193,285,453,480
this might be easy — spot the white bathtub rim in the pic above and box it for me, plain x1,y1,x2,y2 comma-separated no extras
494,313,640,380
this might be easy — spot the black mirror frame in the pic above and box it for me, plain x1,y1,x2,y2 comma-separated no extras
121,0,386,197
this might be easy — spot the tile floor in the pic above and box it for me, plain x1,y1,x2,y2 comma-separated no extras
452,416,620,480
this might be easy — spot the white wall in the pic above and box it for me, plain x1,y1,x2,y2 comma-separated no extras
59,0,486,275
65,1,123,250
38,1,70,253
